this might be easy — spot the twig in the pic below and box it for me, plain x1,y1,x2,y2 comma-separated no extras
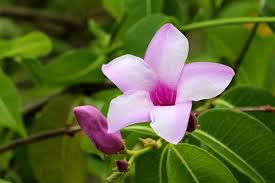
194,105,275,116
233,23,259,73
236,105,275,112
0,125,81,153
180,17,275,32
1,105,274,154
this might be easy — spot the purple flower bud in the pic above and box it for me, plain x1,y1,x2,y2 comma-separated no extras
187,113,198,132
116,160,129,172
73,105,124,154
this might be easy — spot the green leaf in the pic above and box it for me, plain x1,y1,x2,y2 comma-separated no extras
0,131,13,170
135,145,168,183
192,109,275,183
21,85,63,111
124,14,169,57
261,0,275,31
206,24,275,93
24,50,105,85
27,96,86,183
0,179,11,183
167,143,237,183
0,70,26,136
103,0,125,22
235,33,275,94
221,85,275,133
0,32,52,59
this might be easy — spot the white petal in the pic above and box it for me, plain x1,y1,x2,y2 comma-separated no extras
102,54,158,92
176,62,235,103
144,23,189,89
107,90,154,132
150,102,192,144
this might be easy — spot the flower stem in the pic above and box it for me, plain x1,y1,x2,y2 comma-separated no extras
180,17,275,32
126,139,163,165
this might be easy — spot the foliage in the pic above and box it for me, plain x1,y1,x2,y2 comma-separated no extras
0,0,274,183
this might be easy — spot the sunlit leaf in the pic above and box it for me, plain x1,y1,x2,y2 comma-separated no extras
0,70,26,136
0,32,52,59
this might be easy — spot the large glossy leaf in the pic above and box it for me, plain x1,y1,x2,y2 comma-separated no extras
0,70,26,136
124,14,168,57
24,50,105,85
0,32,52,59
135,145,168,183
192,109,275,183
221,85,275,133
27,96,86,183
167,143,237,183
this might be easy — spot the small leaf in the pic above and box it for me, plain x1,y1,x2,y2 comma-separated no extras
167,143,237,183
0,70,26,136
0,32,52,59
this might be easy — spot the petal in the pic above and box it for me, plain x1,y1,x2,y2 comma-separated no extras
107,90,154,133
176,62,235,103
102,54,158,92
144,23,189,89
150,102,192,144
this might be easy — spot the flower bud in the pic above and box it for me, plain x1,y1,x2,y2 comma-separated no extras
187,113,198,132
116,160,129,172
73,105,124,154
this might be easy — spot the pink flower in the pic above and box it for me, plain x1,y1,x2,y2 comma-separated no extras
102,23,234,144
73,105,124,154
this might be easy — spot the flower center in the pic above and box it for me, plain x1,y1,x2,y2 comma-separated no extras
150,82,177,106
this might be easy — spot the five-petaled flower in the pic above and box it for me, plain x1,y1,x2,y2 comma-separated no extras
102,23,235,144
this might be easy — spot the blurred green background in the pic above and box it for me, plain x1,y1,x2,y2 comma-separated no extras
0,0,274,182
